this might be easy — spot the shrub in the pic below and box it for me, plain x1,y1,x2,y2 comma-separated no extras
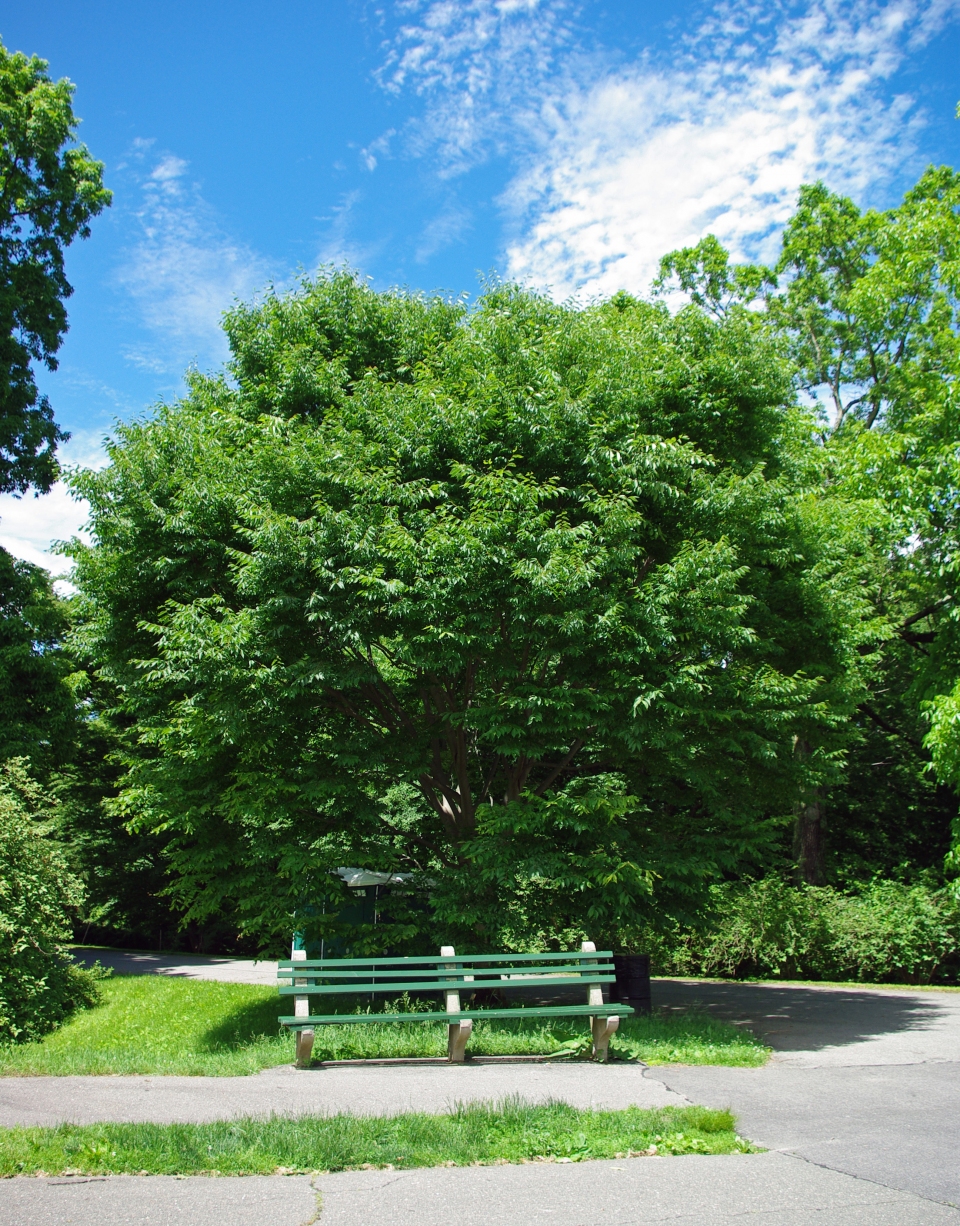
821,880,960,984
648,877,960,984
0,759,103,1042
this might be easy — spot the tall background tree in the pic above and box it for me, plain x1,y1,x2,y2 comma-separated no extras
658,165,960,888
0,42,144,958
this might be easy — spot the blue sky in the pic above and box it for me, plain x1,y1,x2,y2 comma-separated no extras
1,0,959,574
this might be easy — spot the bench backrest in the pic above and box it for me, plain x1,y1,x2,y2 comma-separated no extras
277,949,616,997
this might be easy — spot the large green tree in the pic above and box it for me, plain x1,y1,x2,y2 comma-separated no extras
70,274,871,951
0,39,110,493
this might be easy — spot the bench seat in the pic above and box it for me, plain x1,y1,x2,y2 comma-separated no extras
279,1002,634,1026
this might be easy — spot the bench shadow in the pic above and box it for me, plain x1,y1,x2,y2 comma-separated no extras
199,993,434,1053
652,978,947,1052
200,995,288,1051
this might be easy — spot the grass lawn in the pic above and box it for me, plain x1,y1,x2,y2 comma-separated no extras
0,975,768,1076
0,1101,754,1175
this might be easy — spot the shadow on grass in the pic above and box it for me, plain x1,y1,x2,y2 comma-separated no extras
198,991,767,1068
199,991,406,1053
200,994,288,1052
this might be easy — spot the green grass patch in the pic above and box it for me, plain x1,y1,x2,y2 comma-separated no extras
0,1101,754,1175
0,976,768,1076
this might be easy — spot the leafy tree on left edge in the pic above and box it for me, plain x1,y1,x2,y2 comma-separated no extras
0,38,110,493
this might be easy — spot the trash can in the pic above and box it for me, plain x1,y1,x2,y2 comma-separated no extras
613,954,651,1014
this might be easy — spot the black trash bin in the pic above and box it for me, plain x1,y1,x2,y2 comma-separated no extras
613,954,651,1014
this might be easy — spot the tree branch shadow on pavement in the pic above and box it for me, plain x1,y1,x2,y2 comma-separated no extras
652,978,947,1052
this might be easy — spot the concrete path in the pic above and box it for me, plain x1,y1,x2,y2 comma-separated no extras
661,1060,960,1207
0,1062,683,1127
0,1173,319,1226
647,977,960,1211
313,1151,960,1225
5,1153,957,1226
70,946,279,986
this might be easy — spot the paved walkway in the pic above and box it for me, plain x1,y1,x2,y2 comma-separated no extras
3,966,959,1225
0,1062,683,1126
7,1151,958,1226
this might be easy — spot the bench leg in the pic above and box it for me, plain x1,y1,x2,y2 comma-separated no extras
591,1015,619,1062
447,1018,473,1063
295,1028,315,1068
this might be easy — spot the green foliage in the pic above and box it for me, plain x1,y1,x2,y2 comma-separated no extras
68,271,874,949
0,1102,751,1176
0,759,102,1043
660,168,960,885
0,973,766,1075
650,877,960,984
0,39,110,493
0,548,76,771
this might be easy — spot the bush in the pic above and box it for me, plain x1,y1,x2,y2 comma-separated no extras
648,877,960,984
0,759,104,1042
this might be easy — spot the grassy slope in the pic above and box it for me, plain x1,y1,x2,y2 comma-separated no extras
0,1102,755,1175
0,976,768,1076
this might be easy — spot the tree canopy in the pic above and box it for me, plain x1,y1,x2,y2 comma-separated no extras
71,274,874,949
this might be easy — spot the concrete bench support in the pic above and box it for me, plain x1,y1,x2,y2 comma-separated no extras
582,939,619,1061
292,945,315,1068
441,944,474,1062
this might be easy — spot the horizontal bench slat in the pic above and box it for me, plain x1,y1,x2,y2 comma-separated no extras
279,1002,635,1027
279,974,614,996
278,965,613,981
278,951,614,968
278,969,613,982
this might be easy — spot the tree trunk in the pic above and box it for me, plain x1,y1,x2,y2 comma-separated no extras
793,739,825,885
793,791,824,885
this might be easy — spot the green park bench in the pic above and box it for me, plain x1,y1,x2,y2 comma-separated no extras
277,940,633,1066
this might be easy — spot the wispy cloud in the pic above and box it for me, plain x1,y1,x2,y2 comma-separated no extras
115,144,271,374
376,0,581,175
506,0,953,296
415,201,473,262
378,0,958,297
315,189,384,270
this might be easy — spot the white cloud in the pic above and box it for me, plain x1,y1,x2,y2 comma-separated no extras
0,484,88,580
378,0,958,297
315,190,387,272
115,146,271,374
505,0,950,297
0,431,108,580
360,129,397,172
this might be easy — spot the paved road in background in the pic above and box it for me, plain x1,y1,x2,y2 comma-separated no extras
70,946,279,985
3,963,958,1224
